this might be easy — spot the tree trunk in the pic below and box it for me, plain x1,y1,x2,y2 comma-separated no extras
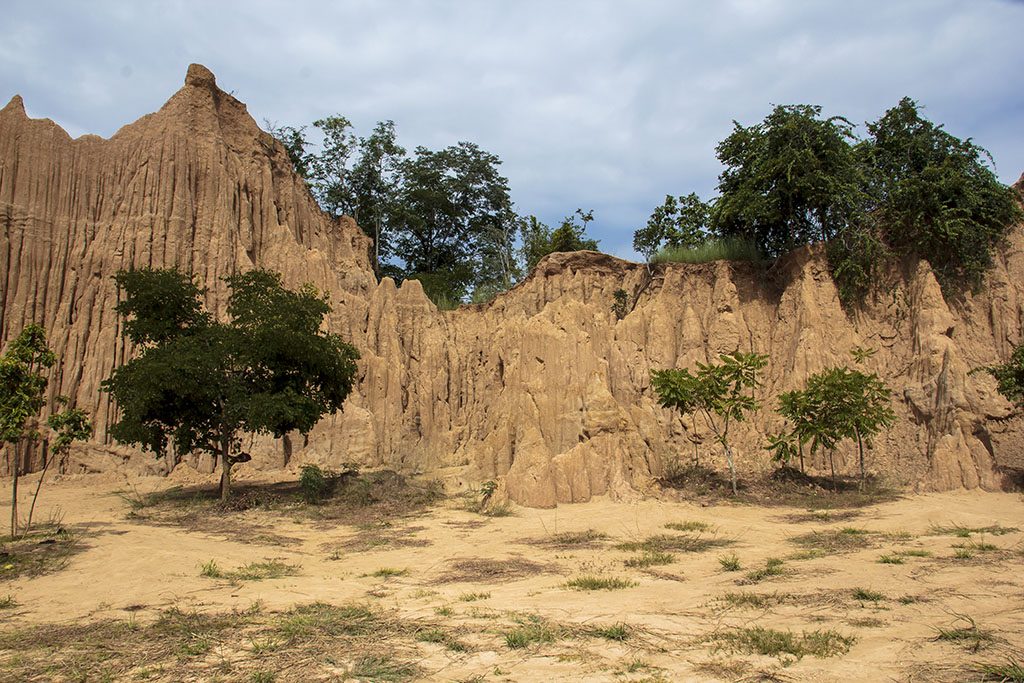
724,442,738,495
829,450,837,491
692,414,699,467
798,441,804,474
24,441,51,538
10,441,20,538
855,427,865,491
219,421,232,503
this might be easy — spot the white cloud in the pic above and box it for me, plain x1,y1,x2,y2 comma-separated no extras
2,0,1022,259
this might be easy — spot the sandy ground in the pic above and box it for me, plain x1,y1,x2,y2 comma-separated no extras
1,471,1023,682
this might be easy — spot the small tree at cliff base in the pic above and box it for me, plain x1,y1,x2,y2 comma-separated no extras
1,325,92,538
651,351,769,495
102,267,360,502
776,349,895,490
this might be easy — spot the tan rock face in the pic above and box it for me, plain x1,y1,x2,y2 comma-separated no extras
2,65,1022,504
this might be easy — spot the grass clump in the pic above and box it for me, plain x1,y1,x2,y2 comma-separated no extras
366,567,408,578
458,591,490,602
788,527,875,554
718,553,741,571
895,548,932,557
977,658,1024,681
744,558,785,582
877,554,904,564
934,615,996,652
200,559,299,582
543,529,608,547
503,622,560,649
615,534,733,554
588,622,631,641
664,520,712,532
716,591,787,609
652,236,763,265
624,551,675,568
564,575,636,591
852,587,884,602
929,522,1018,537
705,626,855,659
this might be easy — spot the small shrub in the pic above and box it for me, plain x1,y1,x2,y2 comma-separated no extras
504,623,559,649
299,464,335,504
852,587,884,602
459,591,490,602
706,626,855,659
877,554,904,564
719,554,741,571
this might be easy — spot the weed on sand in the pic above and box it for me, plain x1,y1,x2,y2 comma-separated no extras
789,527,877,554
199,559,299,582
704,626,855,660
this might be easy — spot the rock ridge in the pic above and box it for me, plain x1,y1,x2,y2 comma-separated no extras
2,65,1022,505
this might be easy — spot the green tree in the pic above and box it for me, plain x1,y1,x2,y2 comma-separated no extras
714,104,863,258
1,325,92,537
519,210,600,273
392,142,515,303
776,351,896,489
854,97,1023,294
102,268,360,502
266,122,313,179
651,351,769,494
978,342,1024,409
633,193,710,261
349,120,406,277
309,115,360,217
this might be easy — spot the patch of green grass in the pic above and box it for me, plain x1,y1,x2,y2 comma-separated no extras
954,548,974,559
718,553,741,571
934,615,995,653
852,587,884,602
929,523,1018,537
544,529,608,546
664,520,712,533
652,236,763,265
705,627,855,659
615,534,733,553
898,595,919,605
976,657,1024,682
200,560,299,582
716,591,788,609
955,539,999,552
366,567,408,578
503,622,561,649
877,554,904,564
564,575,637,591
744,558,784,582
588,622,631,641
895,548,932,557
0,595,17,609
458,591,490,602
416,627,468,652
789,527,875,554
624,551,675,568
434,606,454,617
276,602,381,641
349,654,418,681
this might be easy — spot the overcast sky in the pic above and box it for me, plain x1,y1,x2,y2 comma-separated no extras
2,0,1022,260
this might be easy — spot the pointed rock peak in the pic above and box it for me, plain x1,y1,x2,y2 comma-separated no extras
185,63,217,90
2,94,26,115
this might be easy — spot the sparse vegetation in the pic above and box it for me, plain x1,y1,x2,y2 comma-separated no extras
851,587,884,602
588,622,631,641
625,551,675,568
744,557,785,582
933,615,995,652
664,520,712,532
200,559,300,582
651,236,763,265
789,527,875,553
615,534,733,553
705,626,855,659
718,553,741,571
929,523,1018,537
564,575,636,591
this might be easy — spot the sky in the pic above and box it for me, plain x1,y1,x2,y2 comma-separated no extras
2,0,1022,260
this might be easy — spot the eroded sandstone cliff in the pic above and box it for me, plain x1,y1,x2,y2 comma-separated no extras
2,65,1022,505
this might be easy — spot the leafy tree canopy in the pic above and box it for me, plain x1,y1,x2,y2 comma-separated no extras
634,193,710,261
714,104,863,258
651,351,768,494
519,209,600,273
102,268,360,501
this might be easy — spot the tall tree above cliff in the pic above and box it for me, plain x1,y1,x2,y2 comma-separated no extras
102,268,360,502
714,104,863,258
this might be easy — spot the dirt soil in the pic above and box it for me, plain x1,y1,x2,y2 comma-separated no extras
0,470,1022,682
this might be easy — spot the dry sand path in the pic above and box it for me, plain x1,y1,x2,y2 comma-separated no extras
1,472,1022,682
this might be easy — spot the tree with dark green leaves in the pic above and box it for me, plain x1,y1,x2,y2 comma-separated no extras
651,351,769,494
978,342,1024,409
1,325,92,537
714,104,863,258
102,267,360,502
350,120,406,277
776,350,896,489
633,193,710,261
519,209,600,273
390,142,516,303
843,97,1024,297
